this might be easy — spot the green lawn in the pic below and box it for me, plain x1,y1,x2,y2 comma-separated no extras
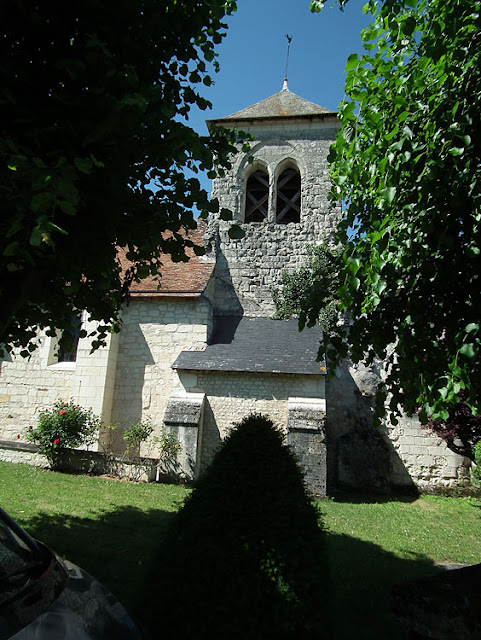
1,461,480,638
319,492,481,638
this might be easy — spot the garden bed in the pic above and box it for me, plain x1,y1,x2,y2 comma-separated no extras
0,439,184,483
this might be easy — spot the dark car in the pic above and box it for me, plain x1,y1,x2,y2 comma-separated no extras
0,507,144,639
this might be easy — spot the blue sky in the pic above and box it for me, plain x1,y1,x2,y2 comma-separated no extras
186,0,371,194
189,1,371,133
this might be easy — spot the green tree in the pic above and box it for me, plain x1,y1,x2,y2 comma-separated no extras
0,0,244,356
271,244,341,335
305,0,481,433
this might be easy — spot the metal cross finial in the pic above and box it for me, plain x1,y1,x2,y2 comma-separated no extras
284,34,292,89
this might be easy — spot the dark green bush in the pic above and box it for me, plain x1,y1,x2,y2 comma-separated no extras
140,413,329,638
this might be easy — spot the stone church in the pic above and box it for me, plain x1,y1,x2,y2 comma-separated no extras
0,83,468,494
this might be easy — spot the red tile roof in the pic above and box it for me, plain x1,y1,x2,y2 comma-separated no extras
118,220,214,298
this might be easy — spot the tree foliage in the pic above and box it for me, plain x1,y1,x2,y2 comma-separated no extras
305,0,481,433
471,440,481,486
271,245,341,335
0,0,244,356
423,393,481,462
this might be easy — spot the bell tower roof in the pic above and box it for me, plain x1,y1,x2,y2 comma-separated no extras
207,82,336,129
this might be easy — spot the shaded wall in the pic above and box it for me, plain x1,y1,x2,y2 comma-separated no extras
327,361,468,491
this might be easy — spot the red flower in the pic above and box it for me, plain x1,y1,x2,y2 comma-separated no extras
59,410,66,415
29,425,33,430
16,434,20,439
53,438,60,445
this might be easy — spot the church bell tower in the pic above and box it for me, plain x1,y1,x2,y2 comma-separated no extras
205,80,341,318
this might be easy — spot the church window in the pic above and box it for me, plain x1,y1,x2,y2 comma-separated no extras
275,167,301,224
57,314,82,363
244,170,269,222
50,314,82,364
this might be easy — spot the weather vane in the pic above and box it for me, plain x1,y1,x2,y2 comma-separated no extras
284,34,292,85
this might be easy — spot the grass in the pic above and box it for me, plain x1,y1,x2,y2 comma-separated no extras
319,492,481,638
323,491,481,564
0,461,189,613
1,461,480,638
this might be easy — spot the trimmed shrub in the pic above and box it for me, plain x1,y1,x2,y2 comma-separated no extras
139,413,329,638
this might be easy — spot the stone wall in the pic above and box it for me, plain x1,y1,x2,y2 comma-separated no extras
206,119,341,317
0,297,212,460
163,390,205,480
287,398,327,496
0,322,87,442
0,312,126,451
0,440,48,468
0,440,160,482
386,414,469,490
73,315,120,429
110,296,211,455
327,360,468,491
175,368,325,473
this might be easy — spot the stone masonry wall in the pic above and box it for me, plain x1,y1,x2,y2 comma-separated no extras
110,296,211,456
327,361,468,491
175,368,325,472
386,414,469,490
206,119,341,317
0,313,123,450
287,398,327,496
0,331,80,442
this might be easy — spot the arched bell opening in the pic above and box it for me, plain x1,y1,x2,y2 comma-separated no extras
275,167,301,224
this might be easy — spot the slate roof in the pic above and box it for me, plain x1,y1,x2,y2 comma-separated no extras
118,220,214,298
172,316,326,375
207,83,336,128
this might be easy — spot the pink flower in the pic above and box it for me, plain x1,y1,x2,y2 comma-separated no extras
16,434,20,439
53,438,60,445
59,410,66,415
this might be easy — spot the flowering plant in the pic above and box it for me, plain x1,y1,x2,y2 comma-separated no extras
26,400,101,469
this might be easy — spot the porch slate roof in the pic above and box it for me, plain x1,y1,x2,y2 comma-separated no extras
172,316,326,375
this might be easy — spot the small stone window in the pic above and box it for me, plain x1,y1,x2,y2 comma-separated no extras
276,168,301,224
245,170,269,222
57,314,82,363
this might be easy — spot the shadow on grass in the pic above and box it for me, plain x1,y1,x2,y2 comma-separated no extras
18,504,177,617
19,505,440,639
135,415,439,639
325,531,440,639
330,486,420,505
